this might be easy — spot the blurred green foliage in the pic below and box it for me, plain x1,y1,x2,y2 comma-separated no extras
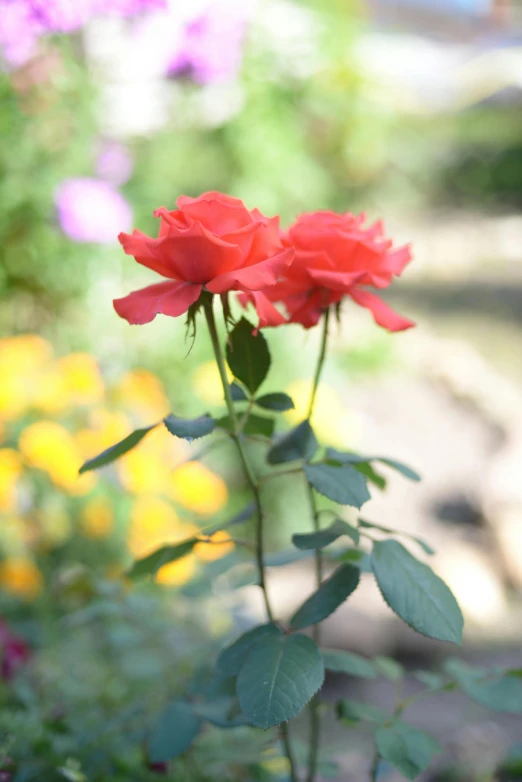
1,1,520,343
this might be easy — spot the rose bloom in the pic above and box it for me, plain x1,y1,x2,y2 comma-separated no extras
114,191,293,325
249,211,414,332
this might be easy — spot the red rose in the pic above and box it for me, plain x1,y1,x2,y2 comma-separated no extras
252,210,414,331
114,192,293,326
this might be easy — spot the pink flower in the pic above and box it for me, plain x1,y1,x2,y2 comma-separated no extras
114,191,293,326
259,210,414,332
55,178,132,244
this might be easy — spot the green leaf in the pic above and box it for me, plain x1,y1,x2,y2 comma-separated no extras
351,461,387,491
127,539,197,581
290,565,360,630
334,548,372,572
304,464,370,508
414,671,446,690
255,392,294,412
371,540,463,644
375,722,442,780
359,519,435,556
164,413,216,441
379,458,421,482
326,449,421,482
264,548,313,567
217,413,275,438
79,425,156,474
293,519,360,550
373,656,405,681
192,701,248,728
237,634,324,729
147,701,201,763
267,420,318,465
230,382,248,402
322,649,376,679
444,659,522,714
216,623,282,677
226,317,270,393
337,699,391,724
243,414,275,437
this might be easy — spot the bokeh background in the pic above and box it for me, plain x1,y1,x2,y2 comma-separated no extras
1,0,521,779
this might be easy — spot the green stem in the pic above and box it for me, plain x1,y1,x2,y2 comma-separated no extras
307,307,331,420
370,752,380,782
203,296,300,780
203,295,274,622
305,309,331,782
281,723,299,782
306,479,322,782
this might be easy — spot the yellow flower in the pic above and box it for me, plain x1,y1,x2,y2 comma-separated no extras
0,557,43,600
33,365,69,413
0,335,53,420
128,496,198,587
169,461,228,516
80,497,114,539
191,361,232,406
19,421,95,495
195,530,234,562
117,425,186,495
0,515,29,553
57,353,105,405
76,409,131,460
285,379,362,448
39,505,72,546
0,449,22,512
114,369,170,422
36,353,105,412
118,449,171,495
156,555,197,586
127,495,196,559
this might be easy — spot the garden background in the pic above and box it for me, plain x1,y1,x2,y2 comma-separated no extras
1,0,522,779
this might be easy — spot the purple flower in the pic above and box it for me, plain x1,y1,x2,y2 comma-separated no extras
0,0,167,66
0,2,41,67
29,0,95,33
96,141,134,186
167,1,248,84
55,178,132,244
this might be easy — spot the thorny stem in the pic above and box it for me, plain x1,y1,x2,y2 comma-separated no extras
306,308,331,782
202,295,299,782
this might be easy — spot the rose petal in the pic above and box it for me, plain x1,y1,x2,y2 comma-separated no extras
153,206,188,237
119,230,179,279
239,291,287,328
348,289,415,332
307,267,365,292
146,221,243,283
206,247,294,294
383,244,412,276
289,289,342,329
113,281,202,325
220,221,260,261
176,191,253,234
